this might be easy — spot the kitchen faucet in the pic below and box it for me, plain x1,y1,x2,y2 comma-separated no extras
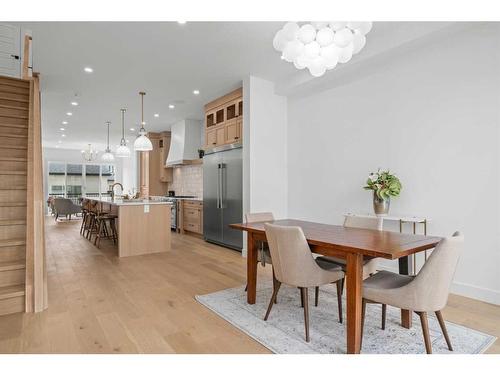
110,182,124,200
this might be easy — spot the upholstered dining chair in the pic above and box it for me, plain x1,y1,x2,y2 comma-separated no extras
244,212,276,296
316,215,382,324
360,231,463,354
264,223,345,342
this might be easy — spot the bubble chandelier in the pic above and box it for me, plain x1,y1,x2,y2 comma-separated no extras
273,21,373,77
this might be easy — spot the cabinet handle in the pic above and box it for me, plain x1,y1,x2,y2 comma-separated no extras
234,137,239,140
212,142,216,145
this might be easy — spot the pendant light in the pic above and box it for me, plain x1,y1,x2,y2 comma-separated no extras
81,143,98,162
101,121,115,162
133,91,153,151
116,108,131,158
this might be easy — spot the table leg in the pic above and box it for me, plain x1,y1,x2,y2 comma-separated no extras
346,252,363,354
246,232,258,304
398,256,412,328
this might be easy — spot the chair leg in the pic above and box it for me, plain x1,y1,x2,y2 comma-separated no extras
360,298,367,349
299,287,304,308
381,304,387,330
244,284,248,292
264,281,281,321
336,279,343,323
301,287,310,342
314,286,319,307
340,277,345,295
417,312,432,354
435,310,453,351
272,269,278,304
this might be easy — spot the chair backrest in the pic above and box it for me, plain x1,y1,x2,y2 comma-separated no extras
411,231,464,311
53,198,73,214
343,215,381,231
264,223,322,287
245,212,274,223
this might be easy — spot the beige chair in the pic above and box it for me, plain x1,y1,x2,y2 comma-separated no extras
361,232,463,354
244,212,275,296
264,223,345,342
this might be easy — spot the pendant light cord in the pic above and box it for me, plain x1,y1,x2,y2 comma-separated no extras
139,91,146,131
106,121,111,150
120,109,126,142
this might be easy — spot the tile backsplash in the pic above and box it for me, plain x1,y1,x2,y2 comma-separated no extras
168,164,203,198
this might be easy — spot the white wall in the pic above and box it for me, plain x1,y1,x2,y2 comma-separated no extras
286,23,500,304
244,76,288,218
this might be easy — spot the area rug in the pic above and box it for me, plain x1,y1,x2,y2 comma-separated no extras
195,282,496,354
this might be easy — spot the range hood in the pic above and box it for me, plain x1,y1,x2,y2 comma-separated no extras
166,119,202,166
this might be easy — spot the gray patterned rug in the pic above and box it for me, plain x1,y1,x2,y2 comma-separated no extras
195,282,496,354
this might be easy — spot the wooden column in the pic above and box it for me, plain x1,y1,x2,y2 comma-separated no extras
26,73,47,312
22,35,32,80
139,151,149,198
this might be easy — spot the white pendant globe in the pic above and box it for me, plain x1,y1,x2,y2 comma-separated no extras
101,150,114,162
115,144,131,158
133,130,153,152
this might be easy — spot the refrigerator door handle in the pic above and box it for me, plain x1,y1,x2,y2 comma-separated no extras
216,163,221,209
220,163,225,208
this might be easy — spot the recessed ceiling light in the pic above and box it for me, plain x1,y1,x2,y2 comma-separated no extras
193,90,200,95
66,112,72,116
62,121,68,125
154,113,159,118
71,101,78,106
84,67,93,73
61,134,66,137
58,140,62,144
60,127,65,131
169,104,175,109
130,128,135,131
177,21,186,24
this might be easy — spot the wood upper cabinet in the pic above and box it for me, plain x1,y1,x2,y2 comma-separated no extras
204,88,242,148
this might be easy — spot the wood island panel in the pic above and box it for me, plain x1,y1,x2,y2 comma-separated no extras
117,204,171,257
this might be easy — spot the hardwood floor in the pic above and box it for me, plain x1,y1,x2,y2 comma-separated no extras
0,218,498,353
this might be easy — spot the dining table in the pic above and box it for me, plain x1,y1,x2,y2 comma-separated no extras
229,219,441,354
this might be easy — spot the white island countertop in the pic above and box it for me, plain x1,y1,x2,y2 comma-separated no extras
88,197,173,206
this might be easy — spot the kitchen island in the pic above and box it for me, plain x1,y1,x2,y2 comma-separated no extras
87,197,172,257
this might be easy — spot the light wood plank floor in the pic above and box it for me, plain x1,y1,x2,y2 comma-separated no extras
0,219,498,353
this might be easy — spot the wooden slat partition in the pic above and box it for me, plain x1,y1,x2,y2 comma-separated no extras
25,73,47,312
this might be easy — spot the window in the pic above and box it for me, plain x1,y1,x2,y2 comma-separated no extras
46,162,116,202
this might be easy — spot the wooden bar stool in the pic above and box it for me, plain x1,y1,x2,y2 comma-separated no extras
94,213,118,248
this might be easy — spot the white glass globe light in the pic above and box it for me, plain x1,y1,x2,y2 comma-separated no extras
311,21,329,30
116,143,131,158
352,31,366,54
347,22,364,30
295,54,312,69
133,129,153,151
329,22,347,31
304,41,321,59
316,27,335,47
308,56,327,77
338,43,354,63
273,30,288,51
333,28,353,48
320,44,341,69
293,60,307,70
298,24,317,44
356,22,373,35
282,22,300,40
283,40,304,62
101,149,114,162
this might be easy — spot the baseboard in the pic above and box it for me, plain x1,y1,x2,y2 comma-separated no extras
377,264,500,306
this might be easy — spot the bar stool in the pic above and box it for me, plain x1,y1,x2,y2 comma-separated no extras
80,198,90,235
94,213,118,248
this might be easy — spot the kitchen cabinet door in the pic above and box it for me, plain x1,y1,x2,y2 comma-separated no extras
224,119,240,143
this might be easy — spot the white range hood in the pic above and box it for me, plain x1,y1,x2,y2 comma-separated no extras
166,119,202,166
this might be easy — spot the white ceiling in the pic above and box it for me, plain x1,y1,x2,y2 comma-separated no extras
16,21,460,150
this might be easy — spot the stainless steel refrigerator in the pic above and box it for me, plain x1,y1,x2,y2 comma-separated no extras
203,144,243,250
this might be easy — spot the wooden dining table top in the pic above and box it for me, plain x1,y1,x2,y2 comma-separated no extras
230,219,442,260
